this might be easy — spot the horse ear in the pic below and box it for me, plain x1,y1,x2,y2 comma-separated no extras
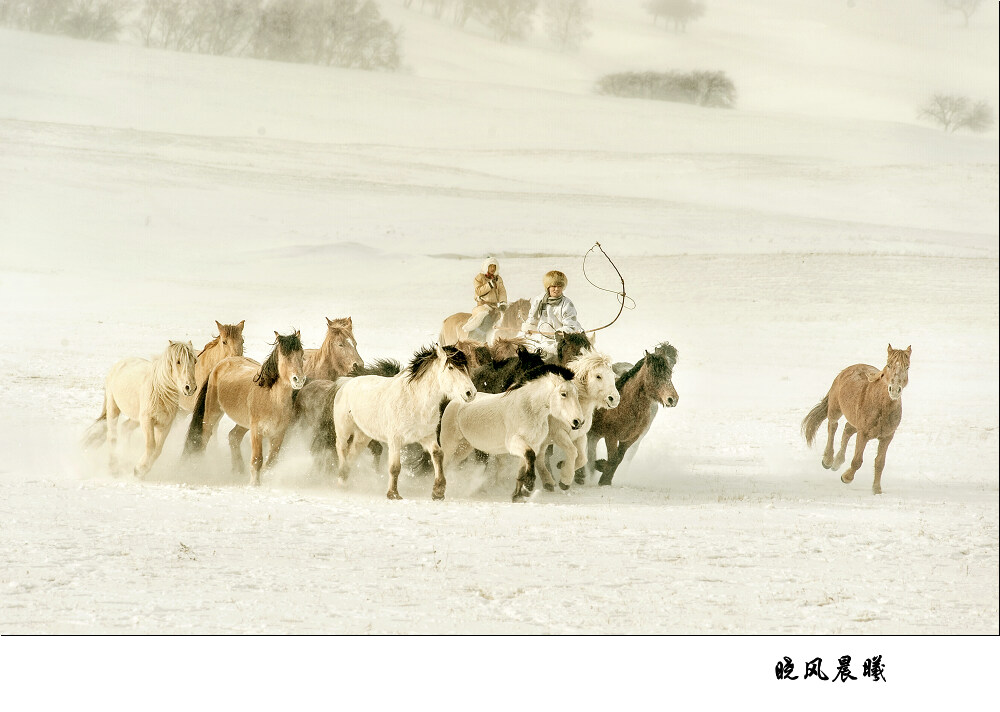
906,345,912,355
644,349,650,358
187,340,194,349
326,317,333,326
345,316,352,327
434,342,446,358
887,343,893,353
215,320,223,332
294,330,301,338
589,331,597,345
237,320,245,331
274,331,280,339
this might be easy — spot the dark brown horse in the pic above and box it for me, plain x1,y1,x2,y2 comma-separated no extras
802,344,911,495
586,345,679,486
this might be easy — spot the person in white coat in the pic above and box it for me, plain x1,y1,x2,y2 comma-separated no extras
521,270,584,360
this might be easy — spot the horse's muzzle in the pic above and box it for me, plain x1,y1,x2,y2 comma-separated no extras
571,419,582,430
463,390,476,402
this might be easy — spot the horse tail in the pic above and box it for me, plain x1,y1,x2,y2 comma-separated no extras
81,400,108,449
801,395,829,446
437,397,451,444
184,381,210,454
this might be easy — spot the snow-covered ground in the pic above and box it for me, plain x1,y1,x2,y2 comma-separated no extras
0,0,997,640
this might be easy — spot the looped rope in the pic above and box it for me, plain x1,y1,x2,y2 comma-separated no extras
527,242,632,338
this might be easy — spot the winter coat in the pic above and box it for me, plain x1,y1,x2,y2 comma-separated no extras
522,293,583,335
473,257,507,306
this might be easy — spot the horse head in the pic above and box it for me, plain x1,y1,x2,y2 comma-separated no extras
168,340,198,397
544,369,585,431
433,343,476,403
324,316,363,374
256,331,305,390
556,330,592,367
215,320,245,358
568,350,620,409
873,343,911,401
642,349,678,408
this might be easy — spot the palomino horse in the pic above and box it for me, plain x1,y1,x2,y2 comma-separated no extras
185,332,305,485
439,298,531,345
333,344,475,500
535,350,620,490
179,320,245,412
802,344,911,495
440,364,585,502
85,340,197,477
586,346,679,486
303,316,362,380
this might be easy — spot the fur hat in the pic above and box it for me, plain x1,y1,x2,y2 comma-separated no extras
543,270,567,289
481,256,499,274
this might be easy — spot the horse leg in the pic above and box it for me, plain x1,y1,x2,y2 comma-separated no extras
386,441,403,500
249,422,264,486
576,434,598,485
832,423,856,470
872,434,893,495
512,448,537,503
105,395,121,474
422,438,447,500
263,428,287,471
598,439,634,487
822,409,842,469
568,433,589,489
228,425,249,473
535,442,557,492
840,432,870,486
549,429,579,490
134,416,169,479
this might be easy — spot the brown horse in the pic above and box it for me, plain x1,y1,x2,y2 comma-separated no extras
185,331,305,485
586,346,679,486
303,316,362,380
439,298,531,345
179,320,245,412
802,344,911,495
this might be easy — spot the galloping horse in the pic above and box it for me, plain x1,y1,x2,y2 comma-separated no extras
535,350,620,490
333,344,475,500
185,332,305,485
586,346,679,486
440,365,585,502
303,316,362,380
85,340,197,478
802,344,911,495
179,321,245,412
439,298,531,345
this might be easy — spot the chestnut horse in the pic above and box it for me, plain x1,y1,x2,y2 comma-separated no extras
802,344,911,495
179,320,245,412
185,331,305,485
303,316,362,380
586,345,679,486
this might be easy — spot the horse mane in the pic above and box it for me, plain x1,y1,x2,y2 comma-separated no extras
152,341,195,400
556,331,591,362
407,345,469,383
197,335,220,358
512,364,575,389
617,349,672,390
351,358,401,377
254,332,303,389
567,350,613,378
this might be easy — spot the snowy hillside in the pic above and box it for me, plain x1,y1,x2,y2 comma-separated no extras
0,0,997,646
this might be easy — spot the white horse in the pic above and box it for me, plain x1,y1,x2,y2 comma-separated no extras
85,340,197,477
536,350,620,490
440,364,585,502
333,344,475,500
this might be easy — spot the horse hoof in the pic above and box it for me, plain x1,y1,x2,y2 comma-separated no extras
387,491,402,500
821,460,832,470
840,473,854,484
574,474,586,485
559,482,570,491
543,483,554,492
432,491,445,501
595,459,608,473
872,486,882,495
598,478,612,487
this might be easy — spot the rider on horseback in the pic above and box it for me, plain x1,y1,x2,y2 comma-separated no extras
521,270,584,360
463,256,508,338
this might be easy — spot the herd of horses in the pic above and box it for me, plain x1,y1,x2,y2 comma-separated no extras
83,308,911,499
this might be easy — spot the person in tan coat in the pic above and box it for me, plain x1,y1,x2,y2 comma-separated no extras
463,256,508,335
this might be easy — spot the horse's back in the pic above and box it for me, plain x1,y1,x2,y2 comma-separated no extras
440,312,471,346
106,357,153,418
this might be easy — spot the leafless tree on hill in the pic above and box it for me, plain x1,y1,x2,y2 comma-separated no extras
919,94,995,133
543,0,591,51
940,0,983,27
643,0,705,32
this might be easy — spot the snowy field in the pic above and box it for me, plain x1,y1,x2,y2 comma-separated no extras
0,0,998,643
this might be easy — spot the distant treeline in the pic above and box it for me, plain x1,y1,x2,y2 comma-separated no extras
596,70,736,108
0,0,401,71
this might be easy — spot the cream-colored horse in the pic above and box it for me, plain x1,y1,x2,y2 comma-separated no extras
85,340,197,477
303,316,362,380
185,331,305,485
333,344,475,500
440,365,584,502
535,350,620,490
179,320,245,412
439,298,531,345
802,344,911,495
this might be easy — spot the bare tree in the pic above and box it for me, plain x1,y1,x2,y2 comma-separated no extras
644,0,705,32
940,0,983,27
476,0,538,42
542,0,590,51
919,94,995,133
